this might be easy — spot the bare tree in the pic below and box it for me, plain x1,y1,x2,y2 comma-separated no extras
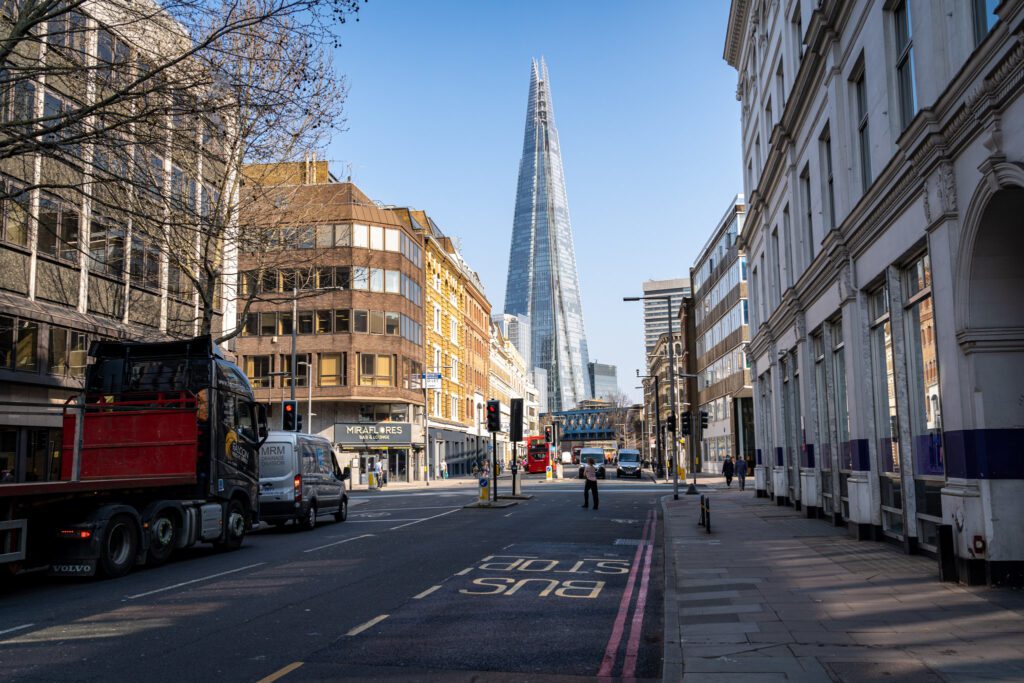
0,0,362,340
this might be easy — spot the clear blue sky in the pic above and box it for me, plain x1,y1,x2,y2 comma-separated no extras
326,0,742,403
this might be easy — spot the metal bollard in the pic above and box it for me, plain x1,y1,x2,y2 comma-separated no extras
698,495,706,527
705,497,711,534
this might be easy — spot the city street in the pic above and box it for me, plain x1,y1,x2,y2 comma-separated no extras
0,477,668,682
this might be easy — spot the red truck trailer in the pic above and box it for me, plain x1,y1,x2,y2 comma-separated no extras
0,336,267,579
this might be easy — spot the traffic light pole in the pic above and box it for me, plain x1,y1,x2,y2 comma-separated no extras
492,431,498,502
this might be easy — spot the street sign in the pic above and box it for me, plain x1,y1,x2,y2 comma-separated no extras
423,373,442,379
425,377,441,390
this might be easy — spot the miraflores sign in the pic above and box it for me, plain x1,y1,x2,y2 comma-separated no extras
334,422,412,445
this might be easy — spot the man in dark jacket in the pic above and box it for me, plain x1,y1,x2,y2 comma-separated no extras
736,457,748,491
723,456,735,487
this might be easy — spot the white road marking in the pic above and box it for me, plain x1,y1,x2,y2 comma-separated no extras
413,585,442,600
455,567,473,576
350,505,463,512
0,624,34,637
256,661,303,683
304,533,374,553
345,614,389,636
124,563,266,600
347,519,427,523
389,508,459,530
504,512,515,517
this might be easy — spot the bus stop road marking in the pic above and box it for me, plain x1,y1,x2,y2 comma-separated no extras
413,585,442,600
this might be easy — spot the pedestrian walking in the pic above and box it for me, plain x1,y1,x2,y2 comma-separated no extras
723,456,735,488
373,460,382,489
581,458,600,510
736,456,748,491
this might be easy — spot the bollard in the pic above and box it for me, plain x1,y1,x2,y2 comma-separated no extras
698,495,706,527
705,497,711,534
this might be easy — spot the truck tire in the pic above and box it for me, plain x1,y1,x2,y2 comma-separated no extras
99,514,139,579
300,502,317,531
215,500,246,551
334,498,347,523
146,510,178,566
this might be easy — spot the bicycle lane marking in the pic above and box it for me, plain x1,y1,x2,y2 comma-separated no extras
622,512,657,679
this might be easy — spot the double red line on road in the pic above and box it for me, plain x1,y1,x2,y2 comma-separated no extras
597,508,658,679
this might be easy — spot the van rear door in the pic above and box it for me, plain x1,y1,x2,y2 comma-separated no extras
259,441,295,503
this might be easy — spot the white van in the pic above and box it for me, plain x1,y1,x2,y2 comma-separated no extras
577,447,607,479
259,431,348,530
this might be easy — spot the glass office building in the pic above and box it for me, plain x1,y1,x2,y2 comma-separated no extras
504,58,590,412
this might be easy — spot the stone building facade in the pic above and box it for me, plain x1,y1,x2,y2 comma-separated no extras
725,0,1024,583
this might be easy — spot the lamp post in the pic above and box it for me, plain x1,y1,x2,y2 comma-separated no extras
636,371,663,479
626,294,680,500
297,361,313,433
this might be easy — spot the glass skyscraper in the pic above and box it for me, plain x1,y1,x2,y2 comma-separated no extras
504,58,590,412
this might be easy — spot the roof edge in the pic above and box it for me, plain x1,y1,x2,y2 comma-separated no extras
723,0,750,68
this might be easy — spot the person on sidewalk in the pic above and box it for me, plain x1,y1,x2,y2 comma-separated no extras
723,456,735,487
373,460,382,490
736,456,748,491
582,458,600,510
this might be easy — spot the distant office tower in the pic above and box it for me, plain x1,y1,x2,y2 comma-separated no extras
491,313,531,370
588,362,619,401
504,57,590,412
642,278,691,358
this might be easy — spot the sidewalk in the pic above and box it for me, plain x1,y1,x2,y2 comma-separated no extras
661,485,1024,682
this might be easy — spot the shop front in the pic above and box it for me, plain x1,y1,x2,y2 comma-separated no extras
334,422,413,483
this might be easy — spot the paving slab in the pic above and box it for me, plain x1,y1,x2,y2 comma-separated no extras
660,486,1024,682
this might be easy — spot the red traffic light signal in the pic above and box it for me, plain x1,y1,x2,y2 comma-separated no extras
486,399,501,432
282,400,298,430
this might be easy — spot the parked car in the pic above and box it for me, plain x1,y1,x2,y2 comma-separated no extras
577,447,607,479
259,431,348,530
616,449,643,478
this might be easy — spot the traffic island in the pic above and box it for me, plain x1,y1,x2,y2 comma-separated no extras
463,499,518,509
498,494,534,500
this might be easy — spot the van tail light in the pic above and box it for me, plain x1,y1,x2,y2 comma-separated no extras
293,474,302,501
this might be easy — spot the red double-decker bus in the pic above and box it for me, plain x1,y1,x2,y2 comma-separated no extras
525,435,554,474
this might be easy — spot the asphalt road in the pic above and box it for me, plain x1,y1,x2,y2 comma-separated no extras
0,476,667,682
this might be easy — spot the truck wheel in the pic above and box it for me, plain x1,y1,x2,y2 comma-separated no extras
215,500,246,551
300,503,317,531
146,511,177,566
99,514,138,579
334,499,347,523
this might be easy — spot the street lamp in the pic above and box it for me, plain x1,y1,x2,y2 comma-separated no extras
297,361,313,434
625,294,680,500
636,371,664,479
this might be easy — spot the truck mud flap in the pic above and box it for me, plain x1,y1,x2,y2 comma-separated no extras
48,560,97,577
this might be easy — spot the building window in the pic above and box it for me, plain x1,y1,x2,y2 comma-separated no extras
369,310,385,335
451,357,459,384
869,284,900,475
903,254,943,476
781,207,793,288
820,124,836,231
319,352,346,387
775,63,785,110
48,327,87,377
451,395,459,422
281,354,310,388
813,332,831,471
36,196,80,262
352,266,368,290
244,355,272,388
352,223,368,248
894,0,917,129
433,304,441,333
353,309,368,333
297,311,314,335
130,234,161,290
0,317,39,371
831,320,851,469
852,63,871,193
88,217,126,277
799,164,813,263
359,353,394,387
0,179,30,247
385,311,399,336
335,309,350,333
315,310,332,334
450,317,458,344
973,0,999,46
791,1,803,62
770,228,782,308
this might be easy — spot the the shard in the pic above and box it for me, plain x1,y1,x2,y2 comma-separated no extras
504,58,590,412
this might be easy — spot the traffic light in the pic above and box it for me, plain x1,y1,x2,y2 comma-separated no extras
509,398,524,442
486,399,501,432
544,425,552,443
680,411,691,436
700,410,709,430
282,400,297,431
666,413,677,433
